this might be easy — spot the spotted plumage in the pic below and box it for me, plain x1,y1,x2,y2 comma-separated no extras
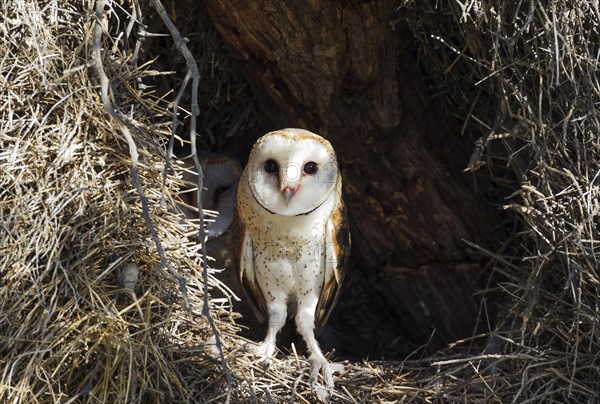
235,128,350,389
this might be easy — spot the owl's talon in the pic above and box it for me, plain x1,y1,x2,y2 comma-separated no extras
252,340,276,358
262,357,271,374
247,340,276,375
309,354,334,389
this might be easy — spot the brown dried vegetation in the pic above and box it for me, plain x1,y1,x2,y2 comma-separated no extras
1,1,599,402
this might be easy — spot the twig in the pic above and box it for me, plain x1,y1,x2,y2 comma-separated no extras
92,0,191,312
430,353,539,367
149,1,233,401
160,69,189,208
464,107,508,172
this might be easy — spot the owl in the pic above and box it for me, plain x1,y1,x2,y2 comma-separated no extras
236,128,350,389
179,154,242,286
180,154,241,241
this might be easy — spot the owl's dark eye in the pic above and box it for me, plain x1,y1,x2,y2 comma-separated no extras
215,186,229,195
304,161,318,175
264,159,278,174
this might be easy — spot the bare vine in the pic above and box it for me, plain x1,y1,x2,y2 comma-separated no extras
149,0,233,400
92,1,232,400
91,0,193,320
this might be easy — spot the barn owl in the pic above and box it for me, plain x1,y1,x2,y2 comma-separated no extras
179,154,241,277
180,154,241,240
236,128,350,389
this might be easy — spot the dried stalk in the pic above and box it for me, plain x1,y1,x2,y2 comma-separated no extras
2,0,600,402
92,1,191,310
149,0,233,401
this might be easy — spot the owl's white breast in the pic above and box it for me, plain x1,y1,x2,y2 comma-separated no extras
238,171,338,304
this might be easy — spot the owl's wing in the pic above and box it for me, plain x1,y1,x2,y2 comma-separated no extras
234,217,267,324
315,197,350,333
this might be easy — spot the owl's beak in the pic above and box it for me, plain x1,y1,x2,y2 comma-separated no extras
281,185,299,205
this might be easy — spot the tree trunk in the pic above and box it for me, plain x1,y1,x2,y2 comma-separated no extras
205,0,502,355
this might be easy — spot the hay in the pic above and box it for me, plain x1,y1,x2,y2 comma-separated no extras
400,0,600,401
2,0,600,402
0,1,232,402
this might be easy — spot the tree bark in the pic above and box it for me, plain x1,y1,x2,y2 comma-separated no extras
205,0,502,355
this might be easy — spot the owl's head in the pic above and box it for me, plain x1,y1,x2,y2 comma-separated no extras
181,155,241,238
245,128,340,216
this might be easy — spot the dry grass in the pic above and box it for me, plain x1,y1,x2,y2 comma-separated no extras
1,0,599,402
0,1,232,401
402,0,600,402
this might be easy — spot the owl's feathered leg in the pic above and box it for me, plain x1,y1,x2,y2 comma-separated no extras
295,298,334,389
254,300,287,358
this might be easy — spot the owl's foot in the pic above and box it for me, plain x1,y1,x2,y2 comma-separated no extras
309,354,334,389
252,339,276,358
247,340,276,373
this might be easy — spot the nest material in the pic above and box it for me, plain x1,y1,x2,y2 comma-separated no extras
0,1,232,402
402,0,600,401
1,0,599,403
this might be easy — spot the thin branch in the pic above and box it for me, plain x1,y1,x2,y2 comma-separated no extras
150,0,233,401
92,0,191,313
160,69,189,208
464,107,508,172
